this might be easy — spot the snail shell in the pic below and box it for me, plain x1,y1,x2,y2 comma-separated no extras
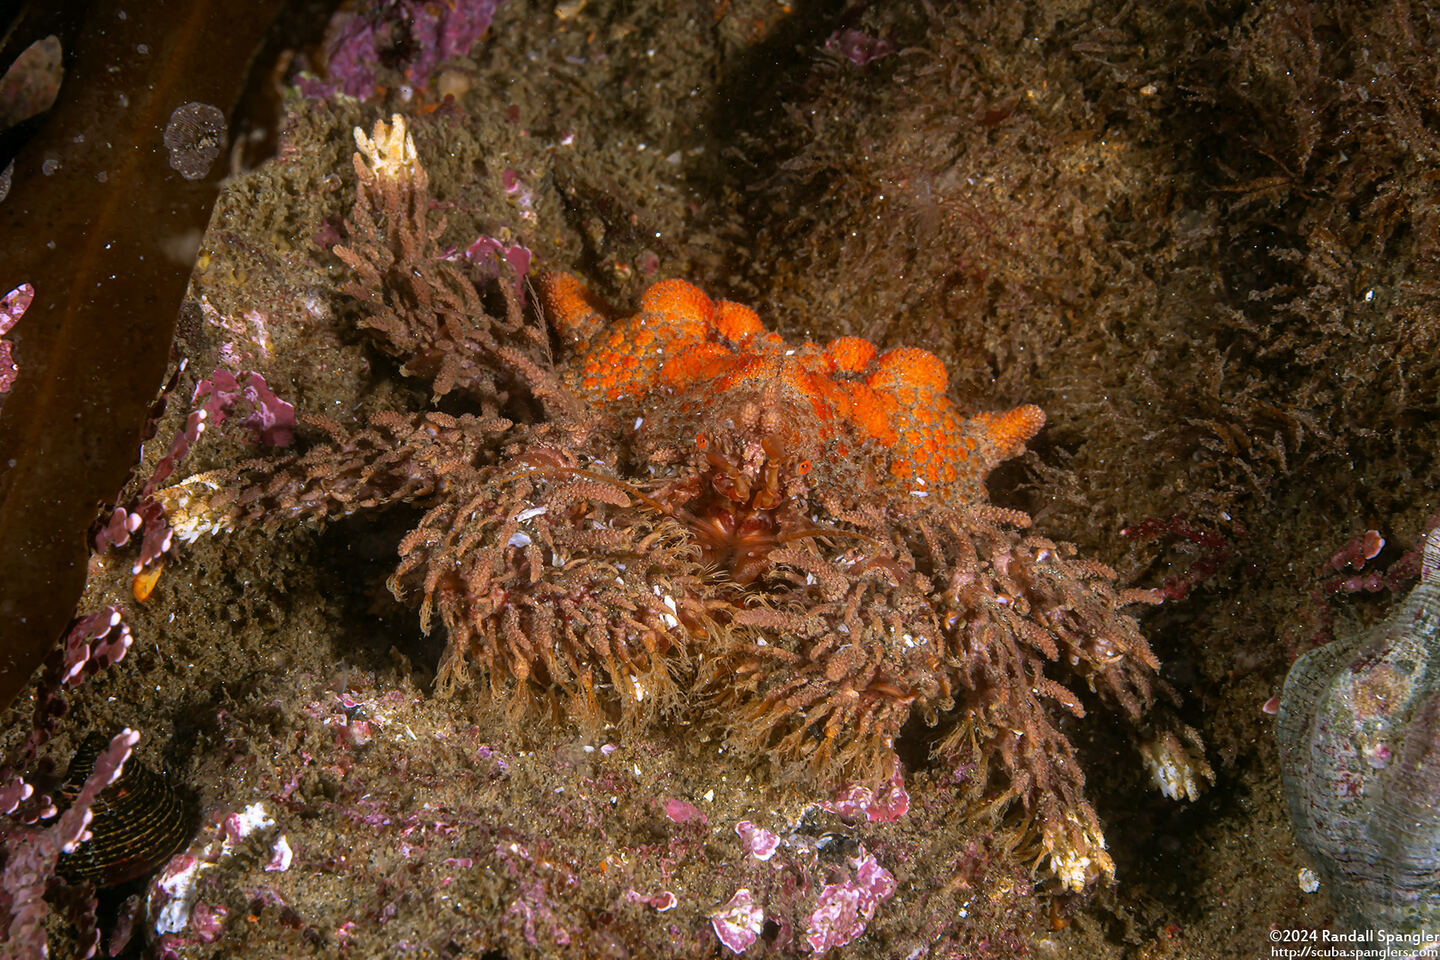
55,733,196,886
1276,532,1440,942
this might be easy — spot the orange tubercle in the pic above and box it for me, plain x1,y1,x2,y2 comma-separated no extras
714,301,763,342
662,341,738,391
639,278,714,331
825,337,877,374
867,347,949,397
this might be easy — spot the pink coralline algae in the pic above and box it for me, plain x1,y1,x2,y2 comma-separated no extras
58,607,132,687
804,850,897,953
200,298,273,369
662,798,706,825
2,608,133,809
90,367,294,596
735,820,780,861
149,802,279,954
824,28,894,67
1320,527,1392,595
1323,528,1387,575
1,606,189,958
299,0,508,99
193,369,296,448
462,236,533,304
710,887,764,955
264,836,293,873
504,878,571,948
625,888,678,912
823,758,910,823
1,730,139,960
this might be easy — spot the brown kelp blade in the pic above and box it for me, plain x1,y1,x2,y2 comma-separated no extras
0,0,285,709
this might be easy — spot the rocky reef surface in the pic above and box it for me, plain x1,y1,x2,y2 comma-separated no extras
6,0,1440,957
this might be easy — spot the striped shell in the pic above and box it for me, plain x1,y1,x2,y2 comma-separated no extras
55,733,196,886
1276,532,1440,943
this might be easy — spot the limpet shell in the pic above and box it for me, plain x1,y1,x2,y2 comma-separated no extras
55,733,196,886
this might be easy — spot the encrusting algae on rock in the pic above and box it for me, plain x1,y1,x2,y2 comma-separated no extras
161,116,1210,894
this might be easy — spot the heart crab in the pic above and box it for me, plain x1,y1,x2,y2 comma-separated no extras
160,115,1209,890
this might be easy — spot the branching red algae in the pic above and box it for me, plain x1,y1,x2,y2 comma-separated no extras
164,116,1208,890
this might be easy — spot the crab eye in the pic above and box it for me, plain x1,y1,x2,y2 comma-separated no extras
696,434,708,450
796,459,812,476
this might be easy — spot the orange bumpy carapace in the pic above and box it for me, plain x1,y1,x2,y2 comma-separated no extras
542,273,1045,491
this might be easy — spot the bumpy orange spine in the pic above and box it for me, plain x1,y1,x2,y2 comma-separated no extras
971,405,1047,464
541,271,610,342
